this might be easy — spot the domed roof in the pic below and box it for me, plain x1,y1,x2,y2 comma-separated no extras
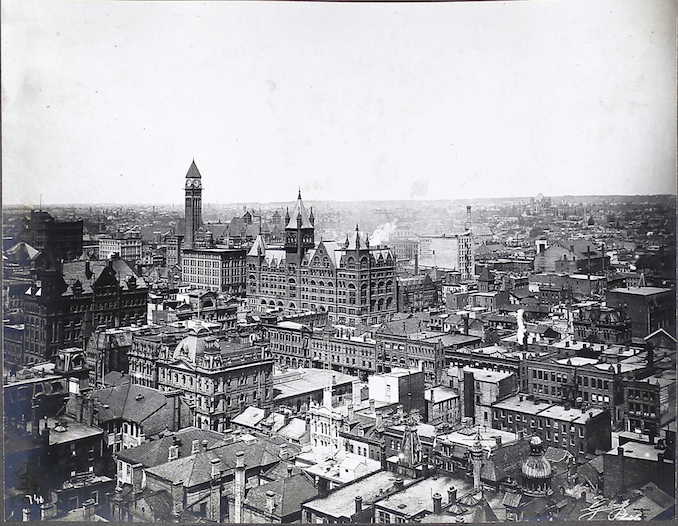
521,436,552,480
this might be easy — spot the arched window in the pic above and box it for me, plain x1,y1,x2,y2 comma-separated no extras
360,257,368,268
347,257,355,270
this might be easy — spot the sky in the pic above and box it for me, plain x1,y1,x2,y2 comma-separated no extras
2,0,676,206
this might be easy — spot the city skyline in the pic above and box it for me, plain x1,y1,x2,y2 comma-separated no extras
3,0,676,205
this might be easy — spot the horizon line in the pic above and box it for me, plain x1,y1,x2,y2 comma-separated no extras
4,192,677,209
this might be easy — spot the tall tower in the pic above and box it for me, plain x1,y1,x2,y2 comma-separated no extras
184,160,203,249
284,189,315,266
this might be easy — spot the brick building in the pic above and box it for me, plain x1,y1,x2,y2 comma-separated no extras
573,304,632,344
492,394,611,462
606,286,676,340
22,256,148,364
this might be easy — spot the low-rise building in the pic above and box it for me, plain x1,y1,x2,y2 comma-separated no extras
424,386,460,426
492,394,611,462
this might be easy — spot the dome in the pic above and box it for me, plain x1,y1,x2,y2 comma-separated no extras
521,436,553,497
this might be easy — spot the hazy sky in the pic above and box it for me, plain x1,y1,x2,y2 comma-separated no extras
2,0,676,205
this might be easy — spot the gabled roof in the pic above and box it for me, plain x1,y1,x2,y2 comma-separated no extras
247,235,267,257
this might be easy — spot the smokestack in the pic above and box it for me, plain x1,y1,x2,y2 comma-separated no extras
466,205,472,231
433,493,443,514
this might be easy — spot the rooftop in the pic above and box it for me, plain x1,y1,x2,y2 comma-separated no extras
273,368,355,401
47,417,103,446
303,470,414,519
608,286,673,296
375,475,472,516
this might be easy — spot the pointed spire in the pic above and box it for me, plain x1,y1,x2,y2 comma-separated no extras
285,206,290,223
298,188,302,200
309,206,315,226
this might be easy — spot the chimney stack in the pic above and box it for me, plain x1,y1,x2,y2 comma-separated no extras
266,491,276,514
369,399,376,413
210,458,221,480
234,451,246,523
201,440,209,451
394,478,404,491
448,487,457,505
191,439,200,454
433,493,442,514
355,496,363,515
171,480,185,518
617,446,625,494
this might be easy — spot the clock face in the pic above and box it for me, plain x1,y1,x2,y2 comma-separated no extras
186,179,201,189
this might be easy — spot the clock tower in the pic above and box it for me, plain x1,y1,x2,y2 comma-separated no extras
184,159,203,249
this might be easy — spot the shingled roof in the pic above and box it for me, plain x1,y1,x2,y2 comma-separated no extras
71,383,191,437
244,472,318,519
116,427,225,468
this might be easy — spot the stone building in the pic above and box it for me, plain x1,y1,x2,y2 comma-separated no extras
247,191,397,326
22,256,148,364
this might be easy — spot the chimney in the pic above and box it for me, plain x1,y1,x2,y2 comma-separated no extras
31,401,40,439
376,411,383,430
323,385,332,409
168,445,179,462
171,480,185,518
369,398,376,413
580,490,587,502
495,436,502,447
617,447,625,494
657,452,664,463
447,487,457,505
519,394,524,402
83,499,96,522
355,496,363,515
39,502,56,520
201,439,209,451
266,490,276,514
210,458,221,480
394,478,404,491
132,463,144,493
234,451,246,524
432,493,443,514
466,205,472,231
287,465,293,478
192,439,200,454
348,403,354,421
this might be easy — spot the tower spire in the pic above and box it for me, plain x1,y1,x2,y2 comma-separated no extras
298,188,302,200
